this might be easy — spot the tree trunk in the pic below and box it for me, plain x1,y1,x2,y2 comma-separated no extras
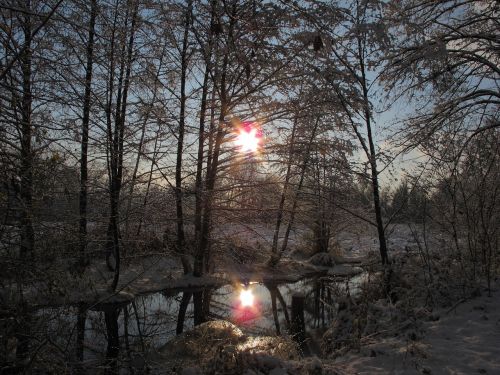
202,288,212,318
176,0,193,274
107,0,139,291
76,303,86,367
290,293,306,345
78,0,97,268
267,285,281,335
104,0,118,273
270,115,298,262
123,306,132,373
357,34,389,266
131,301,145,353
193,291,205,325
314,280,320,327
176,291,192,334
136,123,160,237
194,0,217,265
194,2,235,277
15,305,31,369
124,54,163,242
19,0,34,257
269,116,320,266
104,307,120,374
275,287,290,329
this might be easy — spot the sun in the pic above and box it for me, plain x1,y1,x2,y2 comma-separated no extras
239,288,254,307
235,128,260,153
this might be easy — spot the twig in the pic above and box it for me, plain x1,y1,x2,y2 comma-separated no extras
445,298,467,315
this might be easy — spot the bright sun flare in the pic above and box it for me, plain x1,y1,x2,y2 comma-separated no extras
235,128,260,152
239,288,254,307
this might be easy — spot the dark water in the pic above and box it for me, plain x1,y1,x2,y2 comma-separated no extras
31,273,364,372
85,280,314,353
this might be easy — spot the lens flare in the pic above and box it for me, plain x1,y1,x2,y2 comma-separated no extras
233,285,260,324
235,128,260,152
239,288,254,307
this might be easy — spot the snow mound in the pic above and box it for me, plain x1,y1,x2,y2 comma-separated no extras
156,320,300,373
160,321,246,359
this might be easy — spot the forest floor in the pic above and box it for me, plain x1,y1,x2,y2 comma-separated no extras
330,280,500,375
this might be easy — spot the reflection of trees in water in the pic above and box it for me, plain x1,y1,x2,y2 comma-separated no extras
78,292,182,371
302,276,360,330
176,291,192,334
13,277,357,372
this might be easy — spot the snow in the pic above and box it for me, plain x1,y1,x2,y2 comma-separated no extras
327,264,364,277
333,281,500,374
146,281,498,375
1,248,364,315
336,223,421,258
152,320,300,373
309,252,335,267
224,259,323,285
0,256,229,309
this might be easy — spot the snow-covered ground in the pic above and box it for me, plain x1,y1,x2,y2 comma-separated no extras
332,282,500,375
214,222,426,260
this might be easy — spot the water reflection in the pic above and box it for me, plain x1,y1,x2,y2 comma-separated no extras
61,273,364,372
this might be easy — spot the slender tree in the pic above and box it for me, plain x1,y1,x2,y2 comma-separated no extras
294,0,391,265
78,0,98,268
175,0,193,274
104,0,139,291
18,0,35,258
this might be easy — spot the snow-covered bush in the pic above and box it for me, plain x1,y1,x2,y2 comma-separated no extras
158,320,300,374
320,248,475,358
321,297,365,357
